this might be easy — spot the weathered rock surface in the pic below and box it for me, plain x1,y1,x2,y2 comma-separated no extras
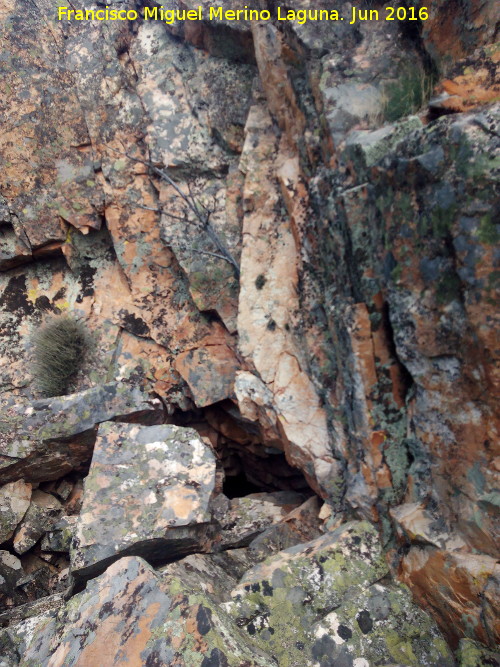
40,516,77,554
0,382,158,484
248,495,324,559
0,482,31,544
71,423,217,581
400,547,500,648
457,638,500,667
18,556,273,667
224,521,454,666
13,491,63,555
0,551,25,611
0,0,498,657
12,524,454,666
212,490,306,549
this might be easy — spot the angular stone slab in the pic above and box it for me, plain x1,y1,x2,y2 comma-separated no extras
223,521,454,666
13,490,63,555
71,423,217,581
40,516,77,553
12,544,454,666
19,556,272,667
0,480,31,544
213,491,305,550
0,550,25,610
0,382,158,484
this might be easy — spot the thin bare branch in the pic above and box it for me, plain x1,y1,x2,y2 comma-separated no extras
136,204,164,213
109,148,240,278
174,244,237,264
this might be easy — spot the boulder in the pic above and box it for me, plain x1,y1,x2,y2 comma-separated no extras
0,481,31,544
14,529,454,666
248,496,324,559
40,516,77,553
0,383,158,484
400,547,500,649
19,556,273,667
70,423,217,582
224,521,454,666
13,491,63,555
212,491,306,549
0,551,25,611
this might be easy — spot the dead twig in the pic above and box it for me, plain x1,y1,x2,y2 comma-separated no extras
122,151,240,278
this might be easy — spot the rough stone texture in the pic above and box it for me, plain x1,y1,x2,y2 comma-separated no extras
40,516,77,554
0,551,25,611
420,1,499,72
237,96,342,501
0,382,158,484
0,609,61,667
13,490,63,555
71,423,217,581
19,556,273,667
399,547,500,648
457,638,500,667
223,521,454,666
313,583,454,667
248,495,324,559
14,532,453,666
0,0,498,656
0,481,31,544
212,491,305,549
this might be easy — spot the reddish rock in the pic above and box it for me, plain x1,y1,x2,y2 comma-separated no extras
400,547,500,649
174,344,240,407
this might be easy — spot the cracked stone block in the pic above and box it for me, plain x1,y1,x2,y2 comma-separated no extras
0,382,159,485
0,480,31,544
70,422,217,582
13,491,63,555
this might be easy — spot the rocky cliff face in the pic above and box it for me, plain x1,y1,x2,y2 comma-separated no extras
0,0,499,664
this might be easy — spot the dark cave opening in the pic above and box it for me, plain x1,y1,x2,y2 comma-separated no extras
222,471,264,499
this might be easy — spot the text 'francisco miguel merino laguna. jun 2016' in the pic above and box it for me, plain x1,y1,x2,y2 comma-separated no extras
56,4,431,26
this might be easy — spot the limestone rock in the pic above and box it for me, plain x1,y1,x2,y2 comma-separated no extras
20,556,273,667
70,423,217,582
0,481,31,544
213,491,306,549
0,382,158,484
224,521,453,666
13,491,63,555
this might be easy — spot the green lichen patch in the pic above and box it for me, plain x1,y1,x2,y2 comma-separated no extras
457,638,500,667
314,583,454,666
